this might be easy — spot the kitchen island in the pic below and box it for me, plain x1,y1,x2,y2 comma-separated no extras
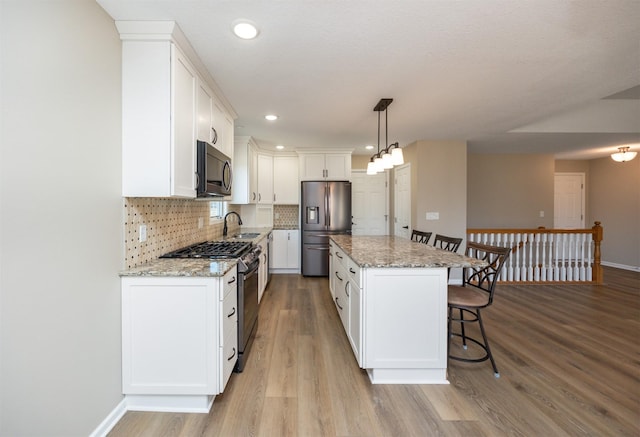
329,235,486,384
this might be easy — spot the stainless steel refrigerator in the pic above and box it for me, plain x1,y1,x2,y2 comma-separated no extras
301,181,352,276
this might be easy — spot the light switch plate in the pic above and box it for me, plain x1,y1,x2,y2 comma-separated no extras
426,212,439,220
139,224,147,242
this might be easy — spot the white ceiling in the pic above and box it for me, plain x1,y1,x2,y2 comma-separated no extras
96,0,640,159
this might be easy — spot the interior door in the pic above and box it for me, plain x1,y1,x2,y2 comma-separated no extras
554,173,585,229
394,164,411,238
351,171,388,235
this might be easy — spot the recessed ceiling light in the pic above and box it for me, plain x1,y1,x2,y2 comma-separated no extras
365,145,374,150
233,21,258,40
265,114,278,121
276,145,284,150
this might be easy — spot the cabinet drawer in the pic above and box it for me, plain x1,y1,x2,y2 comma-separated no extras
223,267,238,300
220,329,237,390
347,259,361,288
334,246,348,268
221,291,237,341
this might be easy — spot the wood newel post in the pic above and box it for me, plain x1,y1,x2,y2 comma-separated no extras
592,221,603,284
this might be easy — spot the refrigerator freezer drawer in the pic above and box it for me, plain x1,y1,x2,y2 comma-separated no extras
302,244,330,276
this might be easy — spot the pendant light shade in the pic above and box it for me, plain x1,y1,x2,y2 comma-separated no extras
366,159,377,175
390,143,404,165
381,151,394,169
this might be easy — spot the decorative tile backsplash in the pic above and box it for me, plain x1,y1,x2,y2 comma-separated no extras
274,205,299,229
123,198,240,269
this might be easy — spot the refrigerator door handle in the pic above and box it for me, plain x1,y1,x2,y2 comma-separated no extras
326,184,331,228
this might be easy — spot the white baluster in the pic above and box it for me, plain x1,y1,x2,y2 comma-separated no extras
560,234,567,281
541,233,547,281
515,233,521,281
587,234,593,281
534,233,540,281
579,233,586,281
507,233,514,281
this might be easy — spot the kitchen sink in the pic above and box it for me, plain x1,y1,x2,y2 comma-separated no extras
231,233,261,239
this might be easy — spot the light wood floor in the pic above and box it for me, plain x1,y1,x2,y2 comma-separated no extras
109,266,640,436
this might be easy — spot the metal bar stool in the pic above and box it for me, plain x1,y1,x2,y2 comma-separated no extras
411,230,432,244
447,242,511,377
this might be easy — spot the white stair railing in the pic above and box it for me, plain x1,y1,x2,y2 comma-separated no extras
467,222,603,284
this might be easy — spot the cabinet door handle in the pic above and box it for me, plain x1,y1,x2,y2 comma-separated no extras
349,267,356,274
402,225,409,229
227,307,236,318
228,276,236,284
336,252,343,259
345,282,349,297
227,347,236,361
212,127,218,144
274,193,276,202
258,193,261,201
335,271,343,281
335,297,343,310
252,192,256,201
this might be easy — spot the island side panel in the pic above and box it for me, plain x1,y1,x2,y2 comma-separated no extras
362,267,449,384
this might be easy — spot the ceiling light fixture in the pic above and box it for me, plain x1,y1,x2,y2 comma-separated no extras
367,98,404,175
265,114,278,121
276,145,284,150
233,21,258,39
611,146,637,162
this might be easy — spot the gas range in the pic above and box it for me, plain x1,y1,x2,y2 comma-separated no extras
160,240,261,272
160,241,253,260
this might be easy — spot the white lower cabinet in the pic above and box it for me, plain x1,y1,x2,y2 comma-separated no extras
121,267,238,412
329,240,449,384
256,235,269,303
270,230,299,271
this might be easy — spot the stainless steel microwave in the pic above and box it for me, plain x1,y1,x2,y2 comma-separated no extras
196,140,232,197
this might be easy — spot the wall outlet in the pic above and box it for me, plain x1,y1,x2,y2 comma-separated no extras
539,210,545,218
198,217,204,229
426,212,439,220
139,224,147,242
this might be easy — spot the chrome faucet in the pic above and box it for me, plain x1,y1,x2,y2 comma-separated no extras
223,211,243,237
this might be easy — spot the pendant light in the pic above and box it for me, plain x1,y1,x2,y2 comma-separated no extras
368,98,403,174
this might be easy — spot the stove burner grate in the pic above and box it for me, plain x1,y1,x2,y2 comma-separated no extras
160,241,252,259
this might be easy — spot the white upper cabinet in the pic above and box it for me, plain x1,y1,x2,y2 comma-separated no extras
197,80,215,145
117,21,236,198
233,136,258,204
197,81,234,159
273,156,299,204
298,152,352,181
257,153,274,204
121,40,197,198
214,98,234,160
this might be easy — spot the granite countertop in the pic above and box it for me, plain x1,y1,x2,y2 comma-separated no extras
120,227,273,278
120,258,238,278
330,235,487,269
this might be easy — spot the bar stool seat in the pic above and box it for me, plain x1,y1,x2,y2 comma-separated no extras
448,286,490,307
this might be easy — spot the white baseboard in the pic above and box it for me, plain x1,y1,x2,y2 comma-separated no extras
601,261,640,272
89,398,127,437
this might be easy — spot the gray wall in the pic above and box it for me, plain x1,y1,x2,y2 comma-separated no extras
589,156,640,268
1,1,124,435
467,154,555,228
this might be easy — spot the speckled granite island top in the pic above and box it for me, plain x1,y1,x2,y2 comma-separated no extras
330,235,487,269
119,258,238,277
